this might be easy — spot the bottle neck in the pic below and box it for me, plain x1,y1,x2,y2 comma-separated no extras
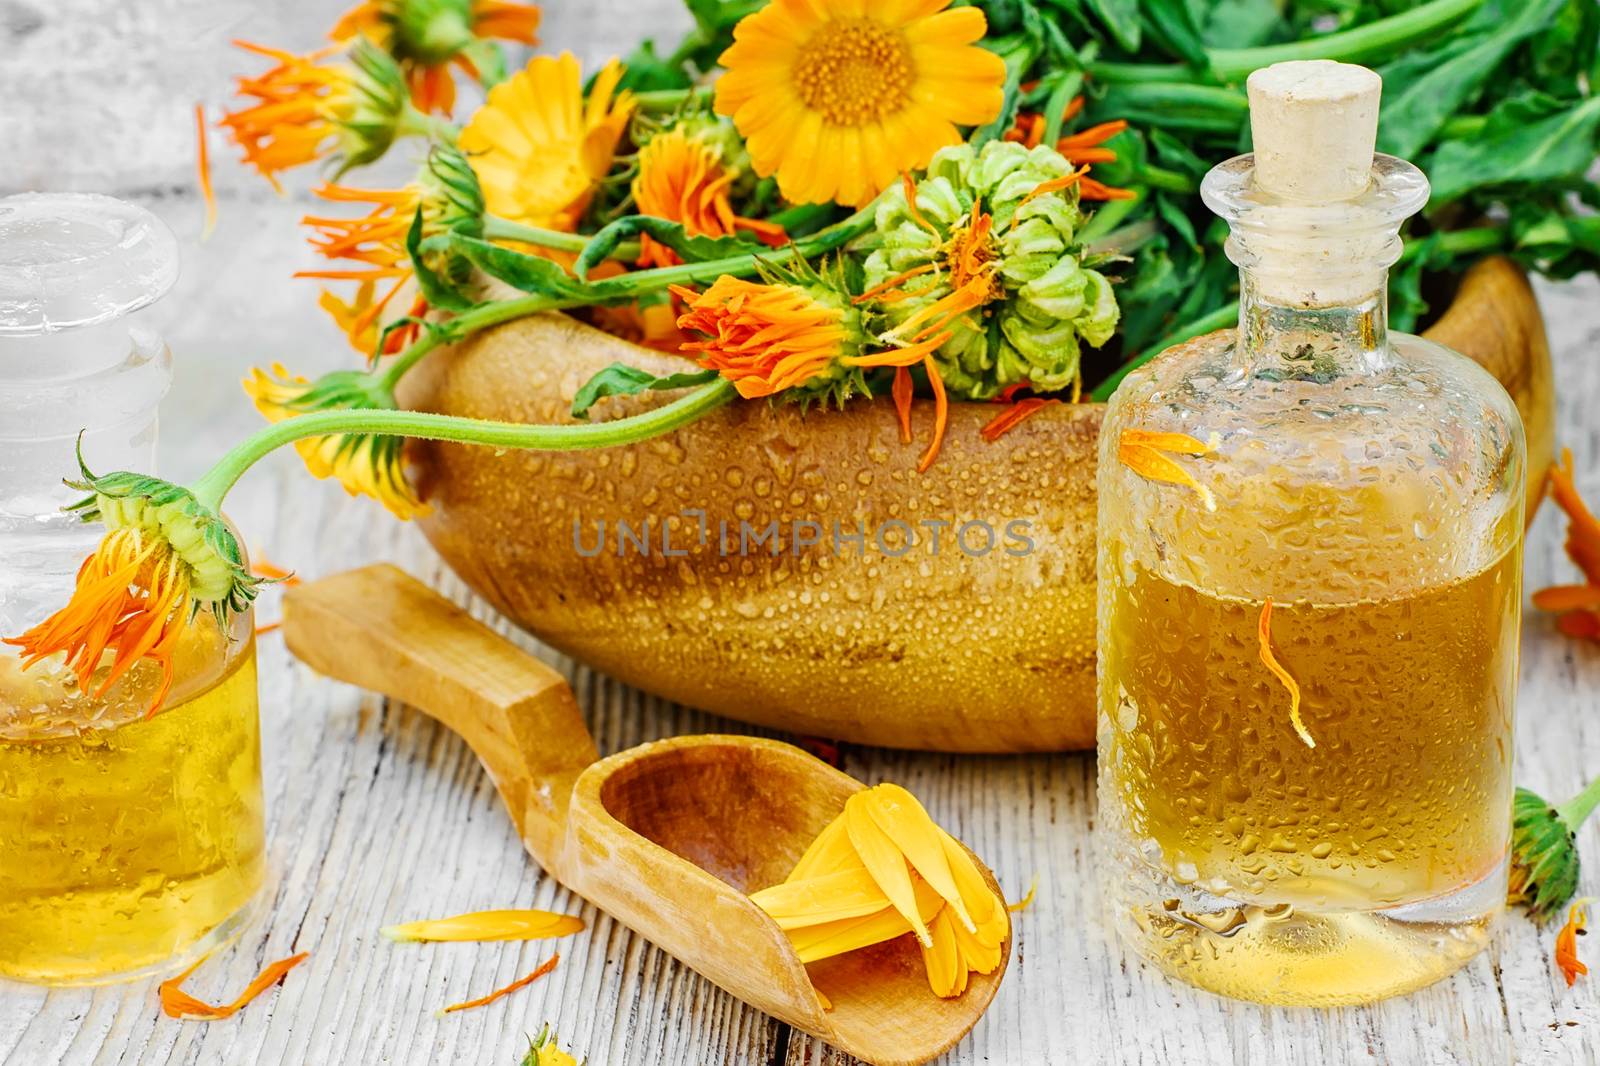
1233,266,1390,378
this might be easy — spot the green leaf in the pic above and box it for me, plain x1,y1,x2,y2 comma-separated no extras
1188,0,1284,50
406,209,474,312
448,232,589,299
1083,0,1141,51
1141,0,1211,69
575,216,760,281
616,39,693,92
1427,94,1600,205
1376,0,1566,159
571,364,720,420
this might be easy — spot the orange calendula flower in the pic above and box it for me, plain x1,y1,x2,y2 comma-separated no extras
333,0,541,114
243,364,429,520
1259,598,1313,749
221,39,413,191
1556,899,1591,986
301,145,481,354
714,0,1006,207
160,952,310,1020
443,953,560,1013
382,909,585,942
1536,448,1600,640
1116,427,1220,510
459,52,633,233
672,274,951,467
750,783,1009,999
632,124,787,269
671,277,853,400
3,470,260,719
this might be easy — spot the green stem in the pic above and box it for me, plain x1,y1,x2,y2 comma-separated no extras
1077,192,1144,244
1555,771,1600,832
1559,775,1600,830
191,380,738,510
1087,0,1484,85
1093,84,1249,133
1209,0,1485,81
1400,226,1505,262
1089,301,1240,402
1042,70,1085,147
1140,164,1196,194
633,86,715,112
483,216,641,261
399,103,459,143
1085,216,1158,258
376,293,568,391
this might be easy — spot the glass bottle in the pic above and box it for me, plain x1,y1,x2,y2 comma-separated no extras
0,193,266,985
1096,62,1523,1005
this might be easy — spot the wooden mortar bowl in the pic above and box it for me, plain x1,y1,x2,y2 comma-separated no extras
402,257,1554,752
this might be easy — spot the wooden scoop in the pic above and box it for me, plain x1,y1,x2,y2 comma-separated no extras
282,564,1009,1066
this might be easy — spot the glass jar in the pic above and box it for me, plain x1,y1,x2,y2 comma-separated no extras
0,193,266,985
1096,64,1523,1005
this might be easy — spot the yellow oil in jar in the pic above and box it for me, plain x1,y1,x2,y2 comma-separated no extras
1098,547,1519,1005
0,623,265,985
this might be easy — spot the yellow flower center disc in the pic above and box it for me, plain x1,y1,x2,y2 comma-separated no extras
792,18,914,126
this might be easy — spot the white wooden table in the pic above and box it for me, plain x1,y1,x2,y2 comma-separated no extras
4,3,1600,1064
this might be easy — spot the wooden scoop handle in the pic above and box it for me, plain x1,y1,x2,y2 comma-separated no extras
282,563,597,874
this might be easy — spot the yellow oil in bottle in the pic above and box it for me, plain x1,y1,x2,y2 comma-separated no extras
0,621,265,985
1099,547,1519,1004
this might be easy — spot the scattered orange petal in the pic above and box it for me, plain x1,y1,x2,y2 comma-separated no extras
251,556,301,585
1259,599,1314,749
1079,177,1137,201
1057,119,1127,149
159,952,309,1020
917,354,949,474
1116,428,1218,510
1120,428,1218,455
1557,611,1600,641
1556,900,1590,987
981,397,1060,442
382,909,585,943
901,171,938,235
1023,165,1088,205
442,953,560,1014
1007,875,1039,913
195,103,216,240
892,366,914,446
1534,586,1600,612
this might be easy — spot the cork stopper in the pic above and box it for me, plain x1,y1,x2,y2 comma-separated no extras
1246,61,1382,203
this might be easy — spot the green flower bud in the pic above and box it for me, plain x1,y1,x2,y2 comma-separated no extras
860,140,1120,400
1510,784,1588,922
338,40,416,173
66,463,259,618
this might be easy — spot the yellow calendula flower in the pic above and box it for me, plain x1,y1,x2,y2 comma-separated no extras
242,364,429,520
714,0,1006,207
332,0,541,114
749,782,1009,999
459,52,634,233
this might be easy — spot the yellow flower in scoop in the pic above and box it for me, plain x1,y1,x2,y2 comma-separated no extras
749,782,1009,998
459,52,634,232
243,363,428,521
713,0,1005,207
